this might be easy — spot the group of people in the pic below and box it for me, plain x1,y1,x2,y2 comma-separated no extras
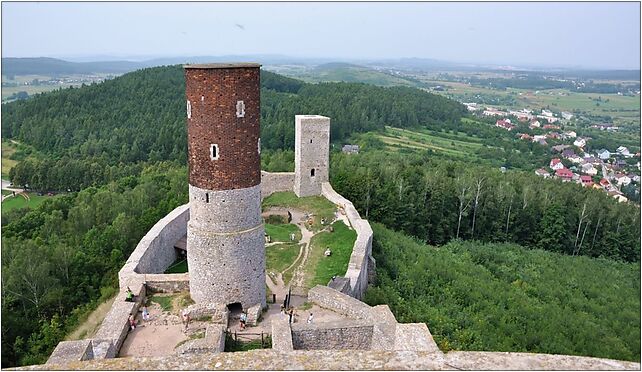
125,287,151,331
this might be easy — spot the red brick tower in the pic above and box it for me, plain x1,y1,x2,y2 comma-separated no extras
184,63,265,309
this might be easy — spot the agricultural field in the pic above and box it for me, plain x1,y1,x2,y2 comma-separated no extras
375,126,485,161
1,73,114,102
419,79,641,127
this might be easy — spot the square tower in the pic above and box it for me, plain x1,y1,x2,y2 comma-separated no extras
294,115,330,197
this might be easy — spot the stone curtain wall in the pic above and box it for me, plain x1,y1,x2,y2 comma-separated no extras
291,320,374,350
320,182,374,299
118,204,190,289
260,171,295,199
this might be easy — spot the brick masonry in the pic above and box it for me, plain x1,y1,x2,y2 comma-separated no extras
294,115,330,197
185,65,261,191
185,64,265,310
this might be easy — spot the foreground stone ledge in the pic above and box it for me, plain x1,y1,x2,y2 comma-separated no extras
19,349,640,370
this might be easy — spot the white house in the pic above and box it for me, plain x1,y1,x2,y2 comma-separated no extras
541,109,554,117
563,131,577,139
550,158,564,170
573,138,587,148
615,174,632,187
597,149,611,160
616,146,632,158
581,163,598,176
561,112,574,120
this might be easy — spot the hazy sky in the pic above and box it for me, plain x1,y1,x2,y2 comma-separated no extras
2,2,640,69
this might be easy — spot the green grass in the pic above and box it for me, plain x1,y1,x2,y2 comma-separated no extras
266,243,301,278
2,190,13,196
305,221,357,288
265,223,301,242
149,294,175,313
164,258,188,274
1,141,19,178
225,335,272,352
1,193,50,213
262,191,336,232
175,331,206,349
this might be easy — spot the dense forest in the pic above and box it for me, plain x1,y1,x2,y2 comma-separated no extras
1,164,188,366
365,223,640,362
3,65,466,192
1,65,639,367
330,151,640,262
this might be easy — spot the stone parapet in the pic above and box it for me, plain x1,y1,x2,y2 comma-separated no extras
46,340,93,365
26,349,640,370
271,320,294,351
143,273,190,293
320,183,374,299
93,283,145,352
291,320,373,350
185,303,229,326
176,325,226,355
394,323,442,354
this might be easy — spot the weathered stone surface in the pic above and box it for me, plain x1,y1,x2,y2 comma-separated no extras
246,303,262,326
369,305,398,351
23,349,640,370
46,340,93,365
176,325,226,355
308,286,372,320
90,339,116,359
271,319,294,352
261,171,295,199
187,219,266,309
327,276,350,294
188,184,262,233
394,323,442,354
294,115,330,197
185,303,229,326
93,283,145,352
291,320,373,350
144,273,190,293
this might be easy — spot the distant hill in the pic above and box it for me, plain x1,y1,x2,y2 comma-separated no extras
1,57,145,77
289,62,423,88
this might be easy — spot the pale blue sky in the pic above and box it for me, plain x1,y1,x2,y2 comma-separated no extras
2,2,640,69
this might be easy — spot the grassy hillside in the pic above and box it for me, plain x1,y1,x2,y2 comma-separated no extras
300,62,420,87
365,223,640,362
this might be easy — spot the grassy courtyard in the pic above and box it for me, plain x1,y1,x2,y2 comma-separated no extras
305,221,357,288
262,191,336,231
265,223,301,242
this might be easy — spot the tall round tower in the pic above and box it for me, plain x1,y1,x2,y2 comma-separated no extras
184,63,265,309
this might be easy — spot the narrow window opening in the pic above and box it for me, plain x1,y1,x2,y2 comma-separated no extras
257,138,261,154
311,168,315,177
310,139,313,144
236,100,245,118
186,100,192,119
210,144,219,160
205,193,209,203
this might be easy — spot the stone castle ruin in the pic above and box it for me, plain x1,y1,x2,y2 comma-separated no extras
39,64,639,370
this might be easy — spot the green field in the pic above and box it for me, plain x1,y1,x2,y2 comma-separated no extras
305,221,357,288
376,126,485,161
1,193,50,213
266,243,301,279
422,80,640,126
262,192,337,232
1,141,19,178
265,223,301,243
164,258,188,274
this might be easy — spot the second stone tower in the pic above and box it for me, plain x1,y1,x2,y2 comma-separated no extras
184,63,266,309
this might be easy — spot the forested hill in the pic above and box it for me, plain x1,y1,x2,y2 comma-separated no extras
1,57,144,76
2,64,465,165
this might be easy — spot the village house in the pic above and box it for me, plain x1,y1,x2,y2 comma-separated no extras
341,144,360,154
495,119,516,131
541,109,554,117
552,144,571,153
616,146,632,158
614,173,632,187
573,137,587,148
543,124,561,130
579,175,594,187
597,148,611,160
535,168,551,178
546,132,561,140
550,158,564,170
555,168,573,182
483,108,508,117
628,173,640,183
561,112,574,120
581,163,598,176
519,133,532,141
529,119,541,129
